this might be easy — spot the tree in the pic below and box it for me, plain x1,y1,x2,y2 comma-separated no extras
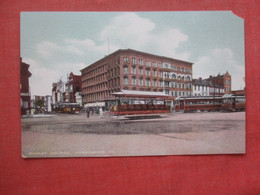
35,99,44,108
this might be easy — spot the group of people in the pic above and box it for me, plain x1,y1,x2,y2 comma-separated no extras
85,107,103,118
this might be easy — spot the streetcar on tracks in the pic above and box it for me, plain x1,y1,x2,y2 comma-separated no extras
174,96,222,112
174,94,246,112
221,94,246,111
109,90,171,116
54,102,80,114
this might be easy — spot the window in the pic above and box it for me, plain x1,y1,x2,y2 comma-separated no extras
146,61,151,66
139,78,143,86
153,62,157,67
159,71,163,77
132,78,136,85
153,70,156,76
139,58,143,65
153,80,157,87
195,85,197,90
146,70,150,76
146,79,150,86
165,90,169,95
158,63,163,68
159,81,163,87
139,68,143,75
132,67,136,74
172,66,177,71
179,91,182,96
164,81,170,87
165,73,170,78
186,76,191,81
124,67,128,73
198,86,200,90
123,57,128,63
124,78,128,85
164,63,169,68
172,74,176,79
175,91,178,96
179,83,182,89
132,57,136,64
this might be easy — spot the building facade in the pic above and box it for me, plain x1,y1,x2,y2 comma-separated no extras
193,77,225,96
65,72,82,103
81,49,193,106
51,79,65,110
20,58,32,115
44,95,52,112
204,72,232,94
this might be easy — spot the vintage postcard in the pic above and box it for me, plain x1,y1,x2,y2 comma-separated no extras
20,11,245,158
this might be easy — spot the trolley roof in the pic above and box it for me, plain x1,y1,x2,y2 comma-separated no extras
112,90,169,98
175,96,223,100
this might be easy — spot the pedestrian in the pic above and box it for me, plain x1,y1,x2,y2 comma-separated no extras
99,107,103,117
86,107,90,118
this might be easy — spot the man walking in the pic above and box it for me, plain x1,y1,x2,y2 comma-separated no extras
86,107,90,118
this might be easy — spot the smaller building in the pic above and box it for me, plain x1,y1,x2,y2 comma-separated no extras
75,92,83,106
232,89,245,96
204,72,232,94
65,72,82,103
44,95,52,112
51,79,65,110
193,71,231,97
20,58,32,115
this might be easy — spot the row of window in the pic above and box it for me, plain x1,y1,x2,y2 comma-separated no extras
164,90,192,97
123,57,191,73
194,85,225,93
163,63,192,73
124,77,163,87
164,72,191,81
225,87,231,91
124,67,192,80
124,78,193,89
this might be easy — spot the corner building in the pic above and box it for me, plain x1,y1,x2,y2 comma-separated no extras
81,49,193,106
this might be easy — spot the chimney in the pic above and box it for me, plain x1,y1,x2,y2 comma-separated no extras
209,75,212,79
199,77,202,80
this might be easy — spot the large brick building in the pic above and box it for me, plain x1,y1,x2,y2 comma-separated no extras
81,49,193,107
20,58,32,115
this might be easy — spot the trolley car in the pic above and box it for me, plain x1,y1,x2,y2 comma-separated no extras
54,102,80,114
221,94,246,111
110,90,171,116
174,96,223,112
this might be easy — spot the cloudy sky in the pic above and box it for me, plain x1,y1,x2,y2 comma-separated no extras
21,11,245,96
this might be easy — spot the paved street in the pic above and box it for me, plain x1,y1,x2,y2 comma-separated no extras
21,111,245,158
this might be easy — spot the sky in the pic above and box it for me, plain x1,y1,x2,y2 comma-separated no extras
20,11,245,96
